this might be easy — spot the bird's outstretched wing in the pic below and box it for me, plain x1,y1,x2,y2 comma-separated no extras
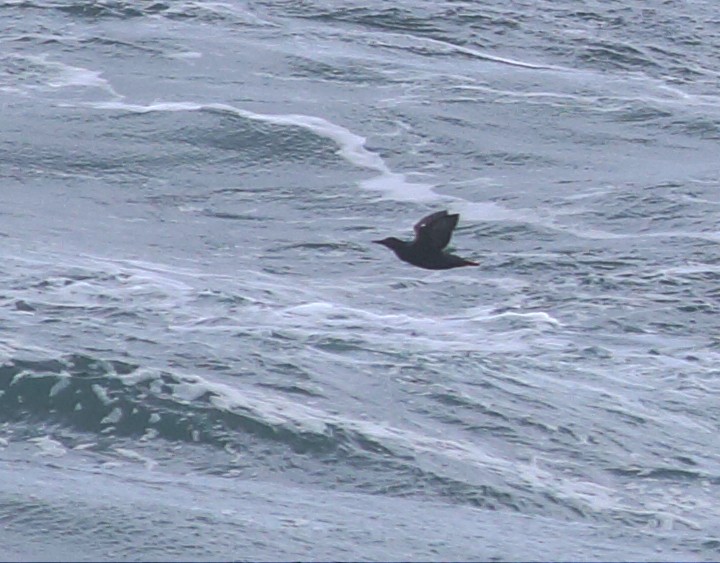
413,210,459,250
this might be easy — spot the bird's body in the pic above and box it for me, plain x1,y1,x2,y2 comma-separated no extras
373,210,478,270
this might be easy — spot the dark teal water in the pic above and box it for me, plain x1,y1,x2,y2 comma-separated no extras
1,1,719,560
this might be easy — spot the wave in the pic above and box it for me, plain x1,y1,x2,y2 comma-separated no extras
0,349,656,522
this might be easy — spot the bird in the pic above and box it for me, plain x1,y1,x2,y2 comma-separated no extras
373,210,478,270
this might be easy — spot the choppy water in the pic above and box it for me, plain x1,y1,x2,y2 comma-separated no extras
2,0,720,560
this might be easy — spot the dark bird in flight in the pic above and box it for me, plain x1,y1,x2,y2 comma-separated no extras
373,210,478,270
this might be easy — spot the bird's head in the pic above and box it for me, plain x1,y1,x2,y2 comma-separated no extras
373,237,405,252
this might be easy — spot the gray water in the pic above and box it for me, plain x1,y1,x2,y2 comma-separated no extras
2,1,720,560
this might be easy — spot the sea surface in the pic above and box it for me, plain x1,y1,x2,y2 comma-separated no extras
2,0,720,560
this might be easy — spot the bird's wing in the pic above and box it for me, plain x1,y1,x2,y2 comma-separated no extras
413,210,459,250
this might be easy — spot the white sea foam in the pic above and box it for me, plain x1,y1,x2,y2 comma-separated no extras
366,31,566,71
77,100,646,245
360,173,442,202
49,376,72,398
417,36,567,71
5,245,549,362
453,77,720,114
101,407,123,425
114,447,158,470
166,51,203,61
262,299,560,355
116,366,643,517
30,435,67,457
480,310,562,326
83,99,667,240
88,100,441,202
168,0,278,26
23,54,122,98
92,384,114,406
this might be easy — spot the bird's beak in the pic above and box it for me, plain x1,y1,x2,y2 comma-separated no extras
372,239,384,244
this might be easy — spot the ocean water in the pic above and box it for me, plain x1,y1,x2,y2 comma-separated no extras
2,0,719,560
